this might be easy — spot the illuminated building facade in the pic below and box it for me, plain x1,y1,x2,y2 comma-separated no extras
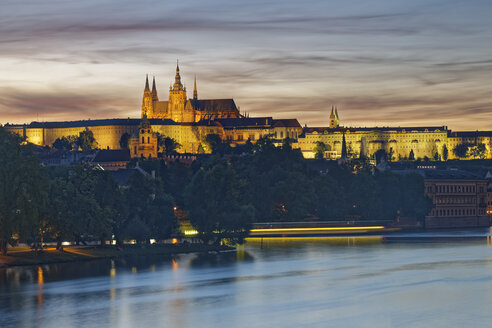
3,64,301,155
142,64,241,122
296,113,492,160
2,65,491,160
422,170,489,228
486,171,492,217
128,118,158,158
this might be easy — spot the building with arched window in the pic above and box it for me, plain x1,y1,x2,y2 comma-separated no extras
128,118,158,158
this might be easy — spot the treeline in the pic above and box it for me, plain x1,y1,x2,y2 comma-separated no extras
52,129,98,151
0,128,432,255
138,137,432,240
0,128,176,255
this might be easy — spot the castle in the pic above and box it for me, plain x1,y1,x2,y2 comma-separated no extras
3,64,492,160
142,64,241,122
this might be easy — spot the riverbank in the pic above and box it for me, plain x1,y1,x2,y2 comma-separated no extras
0,244,234,268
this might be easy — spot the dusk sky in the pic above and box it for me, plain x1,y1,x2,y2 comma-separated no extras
1,0,491,130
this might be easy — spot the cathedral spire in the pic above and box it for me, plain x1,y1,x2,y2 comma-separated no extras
142,74,153,118
329,106,337,129
335,106,340,127
173,60,183,91
144,74,150,91
151,76,158,100
193,75,198,100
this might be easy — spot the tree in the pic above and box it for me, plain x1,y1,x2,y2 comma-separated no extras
398,173,433,222
119,133,130,149
433,151,439,161
409,149,415,161
470,143,487,159
0,127,48,255
347,143,355,159
442,144,448,161
231,142,316,223
123,172,177,244
163,137,181,154
282,138,293,151
374,149,387,164
253,136,275,153
453,143,470,159
387,148,395,162
185,162,255,244
314,174,345,219
235,139,254,155
53,137,71,150
47,164,112,249
341,134,348,158
313,141,328,159
204,134,222,153
53,135,77,150
77,129,98,150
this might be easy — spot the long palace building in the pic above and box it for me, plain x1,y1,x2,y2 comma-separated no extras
3,64,492,159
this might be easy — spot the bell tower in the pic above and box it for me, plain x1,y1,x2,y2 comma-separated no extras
168,62,187,122
329,106,337,129
141,75,153,118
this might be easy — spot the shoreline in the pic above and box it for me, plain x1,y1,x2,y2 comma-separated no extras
0,244,234,269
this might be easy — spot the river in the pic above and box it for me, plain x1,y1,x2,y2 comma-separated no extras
2,230,492,327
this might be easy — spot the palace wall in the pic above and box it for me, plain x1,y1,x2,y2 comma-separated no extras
5,122,491,160
298,128,454,160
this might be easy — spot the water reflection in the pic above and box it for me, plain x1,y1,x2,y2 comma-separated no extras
37,266,43,309
246,236,383,247
2,231,492,327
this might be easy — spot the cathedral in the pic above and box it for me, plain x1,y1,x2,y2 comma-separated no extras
2,63,491,160
142,63,241,122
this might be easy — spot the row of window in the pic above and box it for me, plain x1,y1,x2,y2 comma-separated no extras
274,131,299,139
228,131,300,141
433,208,483,217
435,197,477,204
428,185,478,193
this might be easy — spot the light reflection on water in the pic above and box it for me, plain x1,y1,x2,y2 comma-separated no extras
2,231,492,327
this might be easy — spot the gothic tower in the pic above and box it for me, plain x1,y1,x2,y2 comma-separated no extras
151,76,158,101
141,75,153,118
335,107,340,127
193,75,198,100
168,62,187,122
329,106,337,129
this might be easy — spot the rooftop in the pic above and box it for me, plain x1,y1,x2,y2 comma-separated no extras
392,168,484,180
93,149,131,163
303,126,449,135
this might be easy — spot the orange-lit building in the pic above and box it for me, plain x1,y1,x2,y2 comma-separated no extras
3,64,491,160
128,118,158,158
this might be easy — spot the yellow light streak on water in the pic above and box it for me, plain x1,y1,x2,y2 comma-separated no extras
246,236,383,247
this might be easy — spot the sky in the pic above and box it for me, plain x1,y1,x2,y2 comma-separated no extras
0,0,491,130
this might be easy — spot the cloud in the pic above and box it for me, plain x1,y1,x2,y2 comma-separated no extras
0,87,135,123
0,0,491,130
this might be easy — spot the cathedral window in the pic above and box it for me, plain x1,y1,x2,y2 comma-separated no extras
142,136,145,143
